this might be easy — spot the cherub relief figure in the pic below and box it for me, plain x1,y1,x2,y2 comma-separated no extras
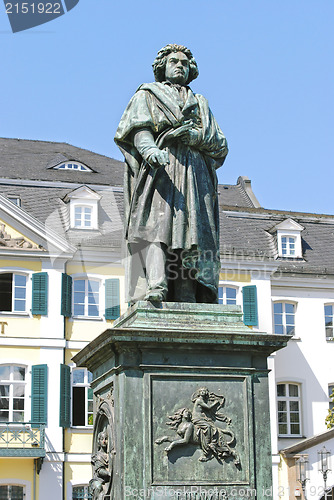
155,387,240,466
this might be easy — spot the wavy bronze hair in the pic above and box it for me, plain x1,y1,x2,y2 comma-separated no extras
152,44,199,84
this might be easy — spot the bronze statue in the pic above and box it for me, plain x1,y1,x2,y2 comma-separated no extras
155,387,240,466
115,44,228,303
89,431,112,500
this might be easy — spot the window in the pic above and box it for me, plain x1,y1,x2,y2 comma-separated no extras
72,485,92,499
271,218,304,258
7,196,21,207
64,186,101,230
325,305,334,339
72,368,93,427
281,236,296,256
54,162,92,172
277,383,301,436
218,286,237,305
0,366,26,422
0,274,27,313
74,206,92,229
0,485,24,499
273,302,295,335
73,279,100,317
329,384,334,411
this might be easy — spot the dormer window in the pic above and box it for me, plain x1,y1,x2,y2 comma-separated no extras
64,186,101,230
53,162,92,172
270,218,304,258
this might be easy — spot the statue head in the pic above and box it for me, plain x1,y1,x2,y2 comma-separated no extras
97,431,108,451
152,44,199,85
191,387,210,402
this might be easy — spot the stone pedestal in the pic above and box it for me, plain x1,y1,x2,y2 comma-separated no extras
73,302,289,500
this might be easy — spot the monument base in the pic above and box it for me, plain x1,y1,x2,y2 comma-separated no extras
74,302,289,500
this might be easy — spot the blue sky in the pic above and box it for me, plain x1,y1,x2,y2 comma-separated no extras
1,1,333,214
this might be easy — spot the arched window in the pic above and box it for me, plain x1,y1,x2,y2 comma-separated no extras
273,302,296,335
54,162,92,172
0,365,26,422
277,382,302,436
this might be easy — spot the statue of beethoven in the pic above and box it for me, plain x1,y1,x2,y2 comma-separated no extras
115,44,228,303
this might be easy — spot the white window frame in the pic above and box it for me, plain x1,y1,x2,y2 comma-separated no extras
273,301,296,335
0,365,27,423
280,235,296,257
218,285,238,305
73,205,93,229
73,277,101,319
71,368,93,428
0,479,30,500
0,272,29,314
277,382,302,437
328,384,334,411
54,162,92,172
7,196,21,207
324,304,334,340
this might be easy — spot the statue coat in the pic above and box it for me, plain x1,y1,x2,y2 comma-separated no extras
115,82,228,302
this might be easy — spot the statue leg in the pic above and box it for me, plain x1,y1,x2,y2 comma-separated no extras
145,243,168,301
168,253,197,302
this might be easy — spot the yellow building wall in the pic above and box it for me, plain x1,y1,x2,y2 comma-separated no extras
0,457,37,496
219,271,251,282
65,463,92,500
65,430,92,454
0,346,42,364
66,319,110,342
66,264,124,277
0,317,41,338
0,258,42,272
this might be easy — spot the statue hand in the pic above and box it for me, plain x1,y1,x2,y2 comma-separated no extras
146,149,170,169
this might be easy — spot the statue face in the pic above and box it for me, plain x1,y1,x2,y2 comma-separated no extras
99,432,108,449
165,51,190,85
182,409,191,420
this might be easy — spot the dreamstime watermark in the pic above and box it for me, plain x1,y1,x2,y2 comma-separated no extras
3,0,80,33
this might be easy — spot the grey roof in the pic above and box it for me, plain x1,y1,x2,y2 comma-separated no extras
1,138,334,276
0,138,124,186
221,207,334,275
0,184,123,249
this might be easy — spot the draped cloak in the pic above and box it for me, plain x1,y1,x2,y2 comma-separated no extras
114,82,228,302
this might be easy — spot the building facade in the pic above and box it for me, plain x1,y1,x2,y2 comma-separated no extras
0,138,333,499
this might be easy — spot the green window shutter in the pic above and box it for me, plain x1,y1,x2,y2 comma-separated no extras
61,274,72,317
59,364,71,428
32,272,48,315
31,364,48,427
243,285,258,326
105,278,120,320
